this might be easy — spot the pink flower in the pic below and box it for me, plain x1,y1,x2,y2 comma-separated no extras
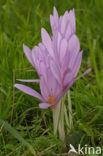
41,7,90,91
14,7,91,109
14,63,62,109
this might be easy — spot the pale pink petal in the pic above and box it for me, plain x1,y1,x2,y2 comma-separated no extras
72,51,82,77
14,84,44,101
40,76,49,100
63,72,73,86
68,9,76,33
50,59,61,84
56,80,74,104
68,34,80,54
50,15,56,34
61,11,68,35
75,68,91,81
41,28,54,58
23,44,34,66
57,32,62,53
39,103,52,109
38,43,46,52
61,50,70,72
16,79,40,82
63,80,74,96
53,7,59,24
59,16,63,26
32,46,39,66
65,24,72,39
59,38,67,63
68,35,80,69
50,15,54,28
46,68,61,96
39,61,47,81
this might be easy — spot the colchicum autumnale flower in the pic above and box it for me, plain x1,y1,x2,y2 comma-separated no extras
14,7,91,142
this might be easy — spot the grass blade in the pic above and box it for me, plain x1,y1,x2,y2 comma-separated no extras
0,119,36,156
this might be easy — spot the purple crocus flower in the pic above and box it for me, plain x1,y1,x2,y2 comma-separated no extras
41,7,90,91
14,7,91,109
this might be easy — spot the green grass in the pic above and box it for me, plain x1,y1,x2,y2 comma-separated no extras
0,0,103,155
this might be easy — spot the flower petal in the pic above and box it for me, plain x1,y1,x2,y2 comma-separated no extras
63,72,73,86
14,84,44,101
68,8,76,33
53,7,59,23
68,35,80,69
53,6,59,30
23,44,34,67
72,51,82,77
56,80,74,104
39,61,47,81
40,76,49,100
39,103,52,109
68,34,80,51
75,68,91,81
65,24,72,40
46,67,61,96
50,14,57,34
59,38,67,62
50,59,61,84
57,32,62,53
16,79,40,82
32,46,39,65
50,15,54,29
61,11,68,35
41,28,54,58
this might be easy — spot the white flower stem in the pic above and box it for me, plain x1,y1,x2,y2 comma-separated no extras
53,101,61,136
58,97,65,142
53,90,73,142
53,97,65,142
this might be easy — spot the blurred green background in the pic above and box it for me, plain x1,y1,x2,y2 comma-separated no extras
0,0,103,155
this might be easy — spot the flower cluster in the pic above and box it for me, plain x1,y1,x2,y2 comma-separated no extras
14,7,91,109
